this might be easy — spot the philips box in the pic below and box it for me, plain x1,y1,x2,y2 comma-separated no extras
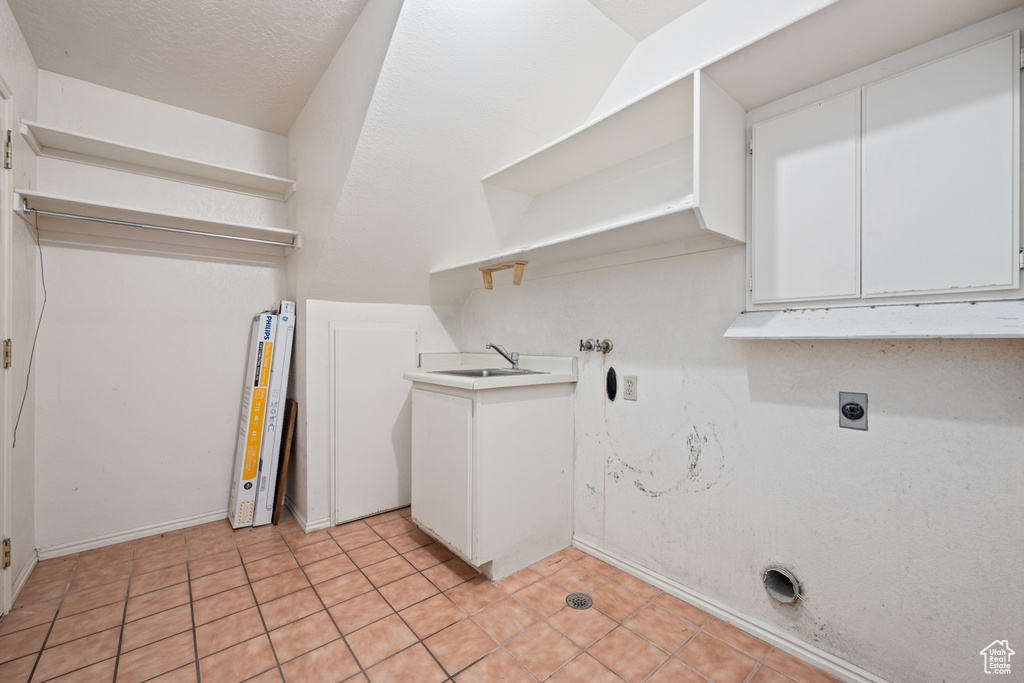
253,301,295,526
228,312,277,528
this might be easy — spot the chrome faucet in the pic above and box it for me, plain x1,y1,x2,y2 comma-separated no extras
486,343,519,369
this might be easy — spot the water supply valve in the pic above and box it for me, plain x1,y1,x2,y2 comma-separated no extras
579,338,613,353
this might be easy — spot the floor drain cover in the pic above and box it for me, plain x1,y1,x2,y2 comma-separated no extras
566,593,593,610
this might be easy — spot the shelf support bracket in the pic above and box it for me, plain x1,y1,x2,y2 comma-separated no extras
480,261,527,290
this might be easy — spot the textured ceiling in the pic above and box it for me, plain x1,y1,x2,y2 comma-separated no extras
589,0,709,40
8,0,368,134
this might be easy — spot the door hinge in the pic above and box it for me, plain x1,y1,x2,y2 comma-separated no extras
1019,248,1023,269
3,130,11,170
1019,47,1024,69
749,275,753,292
2,539,10,570
749,138,753,155
2,339,10,369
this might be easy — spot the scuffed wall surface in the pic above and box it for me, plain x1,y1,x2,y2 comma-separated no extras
460,247,1024,682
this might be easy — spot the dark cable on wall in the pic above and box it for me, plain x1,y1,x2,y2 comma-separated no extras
13,216,47,449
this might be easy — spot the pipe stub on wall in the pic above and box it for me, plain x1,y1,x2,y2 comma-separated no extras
763,566,802,604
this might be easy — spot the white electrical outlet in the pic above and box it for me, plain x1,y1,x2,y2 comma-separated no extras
623,375,637,401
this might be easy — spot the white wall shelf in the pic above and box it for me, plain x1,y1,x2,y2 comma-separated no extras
16,189,300,253
21,120,297,198
446,70,745,298
431,199,736,279
484,78,695,196
724,300,1024,339
704,0,1024,112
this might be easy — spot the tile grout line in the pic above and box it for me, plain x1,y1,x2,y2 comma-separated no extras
108,541,139,683
12,510,821,683
320,517,474,679
328,518,451,677
232,524,289,682
183,528,205,683
280,522,366,677
23,557,78,683
375,525,466,679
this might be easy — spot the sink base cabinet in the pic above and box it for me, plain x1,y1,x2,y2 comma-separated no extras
410,383,573,580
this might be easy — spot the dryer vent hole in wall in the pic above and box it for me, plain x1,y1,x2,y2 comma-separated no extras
607,367,617,401
763,566,802,604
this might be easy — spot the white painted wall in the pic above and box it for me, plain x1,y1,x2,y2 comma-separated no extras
285,0,631,525
460,247,1024,683
285,0,406,524
305,0,634,303
29,77,288,551
589,0,837,119
288,1,1024,680
37,71,288,176
1,0,39,599
34,243,283,549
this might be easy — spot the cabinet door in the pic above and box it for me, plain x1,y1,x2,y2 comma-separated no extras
410,389,473,559
862,34,1019,297
751,90,861,303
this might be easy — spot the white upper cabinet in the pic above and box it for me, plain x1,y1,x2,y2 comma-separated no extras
749,31,1020,310
751,91,861,304
862,35,1019,297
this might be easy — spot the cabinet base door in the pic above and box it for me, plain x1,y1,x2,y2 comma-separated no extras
411,388,473,559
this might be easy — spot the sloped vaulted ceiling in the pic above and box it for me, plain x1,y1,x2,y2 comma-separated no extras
7,0,369,134
588,0,708,40
7,0,715,133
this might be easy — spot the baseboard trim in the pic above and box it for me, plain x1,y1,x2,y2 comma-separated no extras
37,509,229,561
11,551,38,607
572,537,887,683
284,497,330,534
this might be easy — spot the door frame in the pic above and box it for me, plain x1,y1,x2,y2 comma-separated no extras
0,70,14,615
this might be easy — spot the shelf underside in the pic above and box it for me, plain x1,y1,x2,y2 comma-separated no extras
17,189,299,253
483,77,695,196
22,121,296,197
725,300,1024,339
432,200,740,281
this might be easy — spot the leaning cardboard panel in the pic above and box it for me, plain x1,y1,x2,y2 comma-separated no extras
228,312,277,528
253,300,295,526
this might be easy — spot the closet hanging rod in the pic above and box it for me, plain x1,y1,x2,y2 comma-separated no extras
20,198,298,248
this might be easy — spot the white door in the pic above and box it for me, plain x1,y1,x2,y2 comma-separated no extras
862,33,1019,297
751,90,861,304
410,388,473,559
332,326,418,523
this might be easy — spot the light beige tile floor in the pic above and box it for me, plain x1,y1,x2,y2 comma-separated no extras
0,507,840,682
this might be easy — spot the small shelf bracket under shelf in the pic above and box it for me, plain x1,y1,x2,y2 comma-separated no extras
480,261,527,290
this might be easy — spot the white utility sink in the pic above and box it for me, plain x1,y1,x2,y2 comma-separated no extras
404,352,576,579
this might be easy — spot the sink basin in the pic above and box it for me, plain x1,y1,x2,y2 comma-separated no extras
428,368,547,378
